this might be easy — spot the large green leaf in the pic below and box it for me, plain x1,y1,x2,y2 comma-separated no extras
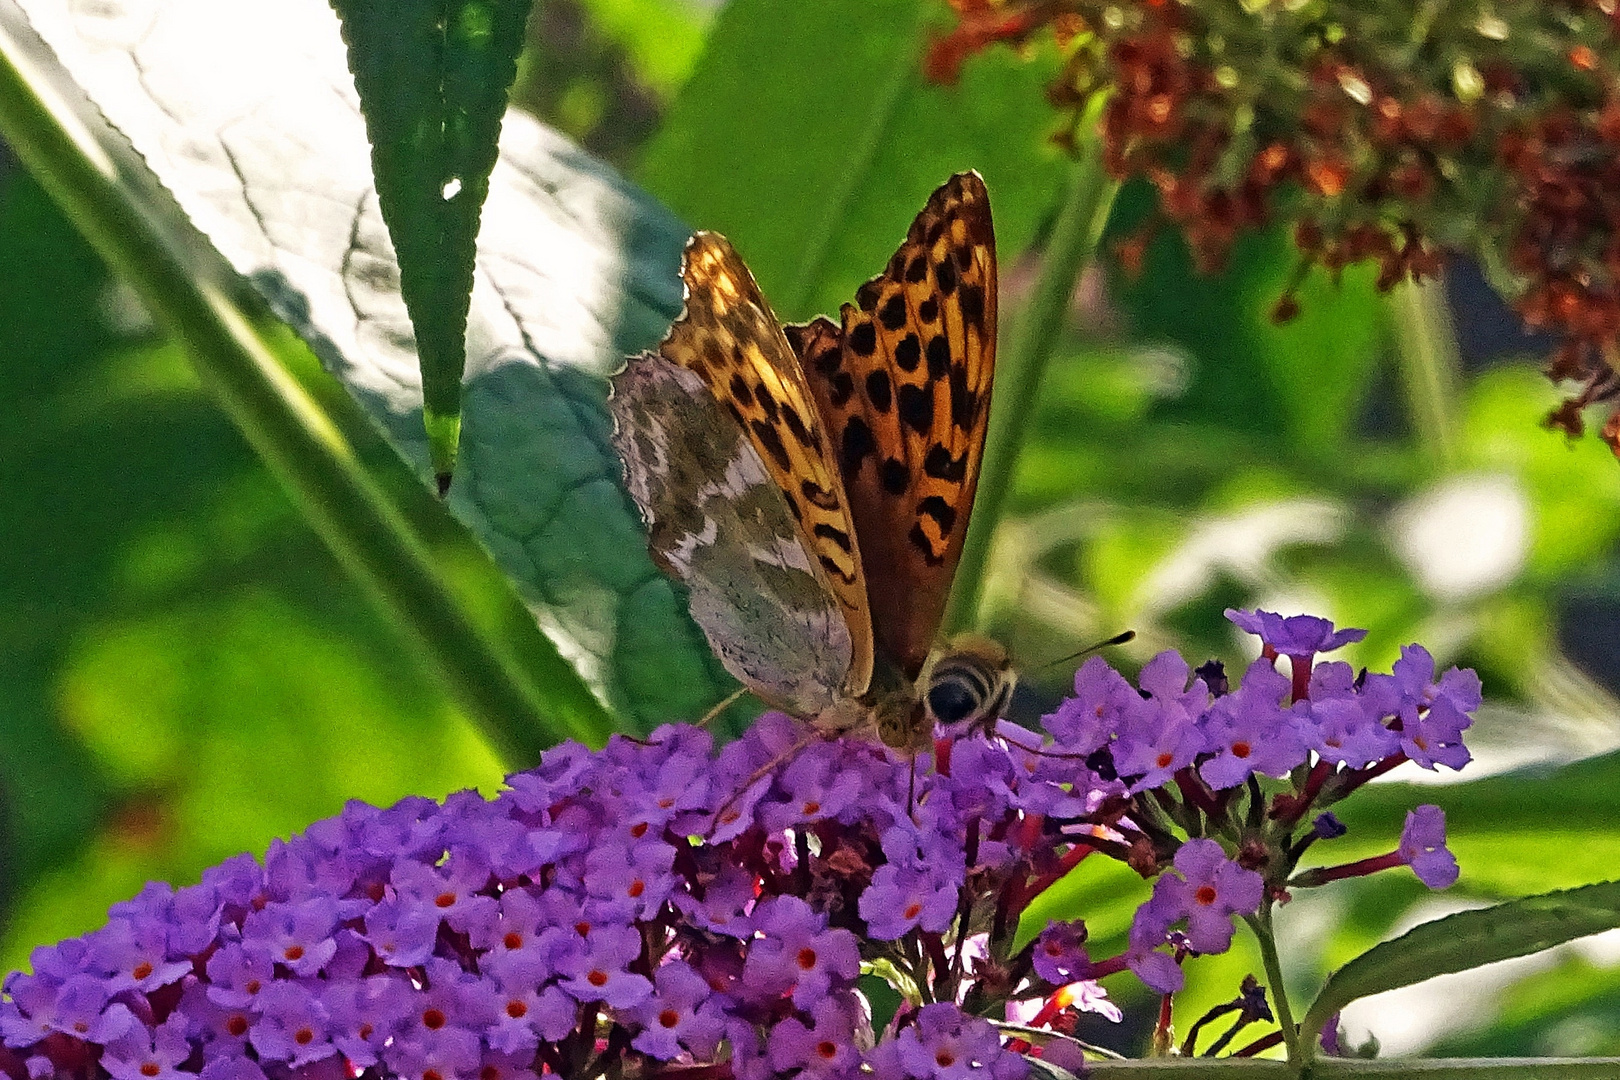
331,0,535,484
1300,881,1620,1051
8,0,730,732
636,0,1069,323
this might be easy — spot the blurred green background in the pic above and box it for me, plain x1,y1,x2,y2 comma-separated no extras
4,0,1620,1060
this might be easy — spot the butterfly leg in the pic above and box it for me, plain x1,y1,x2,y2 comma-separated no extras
704,729,820,839
695,686,748,731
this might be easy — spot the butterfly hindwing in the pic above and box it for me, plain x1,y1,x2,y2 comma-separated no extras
657,232,876,697
610,354,854,717
791,171,997,680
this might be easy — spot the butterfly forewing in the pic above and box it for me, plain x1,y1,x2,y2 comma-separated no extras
790,171,998,680
657,232,876,697
610,354,855,717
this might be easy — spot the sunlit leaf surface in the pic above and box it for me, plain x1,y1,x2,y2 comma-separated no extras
11,0,729,729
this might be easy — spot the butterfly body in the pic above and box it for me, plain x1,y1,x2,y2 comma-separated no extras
611,173,1005,750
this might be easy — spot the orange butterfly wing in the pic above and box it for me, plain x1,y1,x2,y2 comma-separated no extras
658,232,876,698
789,171,997,680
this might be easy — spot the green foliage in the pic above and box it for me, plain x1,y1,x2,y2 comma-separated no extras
5,0,1620,1065
637,0,1068,322
331,0,534,481
1301,881,1620,1056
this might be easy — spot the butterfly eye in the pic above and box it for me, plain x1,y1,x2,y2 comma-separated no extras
927,674,983,724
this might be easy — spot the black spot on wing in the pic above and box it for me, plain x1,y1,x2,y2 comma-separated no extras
960,283,986,329
923,444,967,481
813,523,853,553
850,322,877,357
830,372,856,407
840,417,876,476
801,480,839,510
880,458,909,495
751,419,790,471
918,297,939,324
729,374,754,406
918,495,958,535
907,523,943,564
950,363,977,431
898,383,933,434
865,370,893,412
755,385,779,423
905,254,929,283
936,258,958,295
894,334,921,372
926,336,950,379
879,293,908,331
856,280,882,311
782,404,813,448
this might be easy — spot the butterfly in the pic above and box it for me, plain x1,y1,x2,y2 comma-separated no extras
609,172,1009,751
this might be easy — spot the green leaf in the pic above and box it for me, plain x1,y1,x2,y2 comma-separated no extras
7,0,731,734
1300,881,1620,1048
330,0,535,484
636,0,1069,322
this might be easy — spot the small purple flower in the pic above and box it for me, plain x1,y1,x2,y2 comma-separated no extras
485,952,577,1054
1,973,137,1048
889,1002,1028,1080
1303,697,1399,769
1226,608,1367,658
203,942,275,1010
582,841,677,922
859,865,959,941
670,864,756,939
1363,645,1483,719
1042,656,1141,755
1032,921,1088,985
362,897,442,968
742,896,860,1009
321,974,414,1069
101,1016,193,1080
1199,659,1306,790
1162,840,1265,955
389,852,497,936
248,980,334,1067
630,961,725,1061
382,1026,483,1080
241,897,341,978
84,914,193,996
1395,698,1472,772
767,995,863,1079
556,925,653,1009
1126,878,1186,994
1399,805,1459,889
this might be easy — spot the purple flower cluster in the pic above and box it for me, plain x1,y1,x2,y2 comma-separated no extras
0,610,1475,1076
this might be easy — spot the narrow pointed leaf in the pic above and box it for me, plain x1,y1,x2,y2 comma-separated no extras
9,0,731,734
1300,881,1620,1047
330,0,534,485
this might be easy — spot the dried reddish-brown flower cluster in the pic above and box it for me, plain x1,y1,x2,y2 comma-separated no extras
931,0,1620,453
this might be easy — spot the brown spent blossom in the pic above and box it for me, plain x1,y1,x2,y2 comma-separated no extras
929,0,1620,455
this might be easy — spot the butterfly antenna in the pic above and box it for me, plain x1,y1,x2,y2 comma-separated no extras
1036,629,1136,673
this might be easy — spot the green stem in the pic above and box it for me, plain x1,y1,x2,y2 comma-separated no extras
1245,909,1302,1065
947,101,1119,633
0,3,614,762
1389,276,1461,472
1082,1060,1620,1079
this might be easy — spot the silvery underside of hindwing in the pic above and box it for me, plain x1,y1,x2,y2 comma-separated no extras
609,353,853,717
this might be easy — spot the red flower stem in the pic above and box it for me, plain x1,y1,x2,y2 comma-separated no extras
1289,654,1314,703
1234,1030,1286,1057
1292,851,1402,888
